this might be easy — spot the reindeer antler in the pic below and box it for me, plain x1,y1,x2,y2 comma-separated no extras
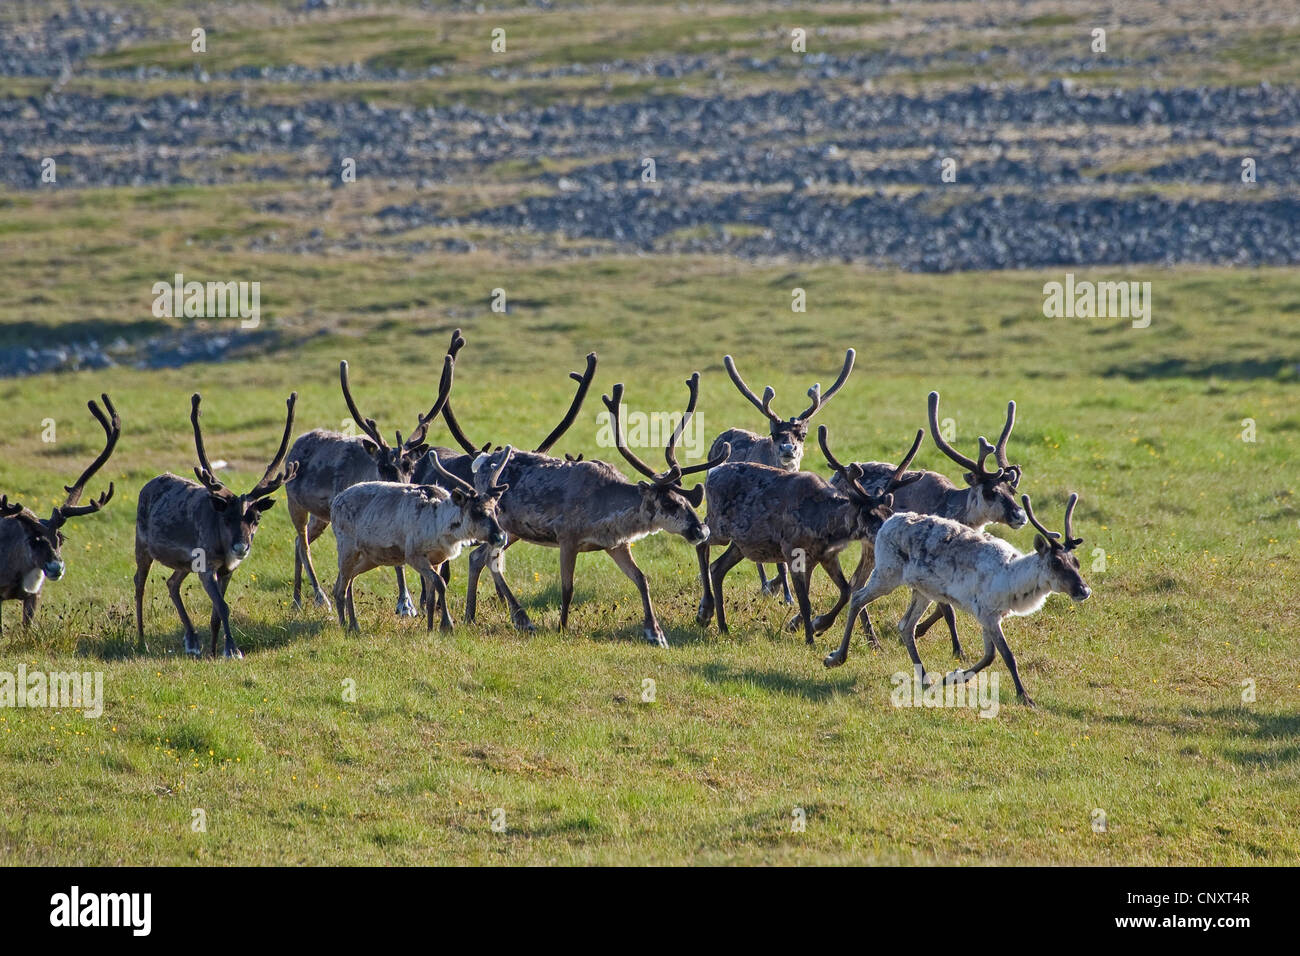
425,449,476,495
339,360,387,449
535,352,598,454
247,392,299,500
994,400,1021,487
927,391,1006,483
797,348,855,421
1021,493,1063,545
406,352,457,450
0,495,25,518
1063,492,1082,549
47,393,121,528
724,354,783,425
191,393,227,493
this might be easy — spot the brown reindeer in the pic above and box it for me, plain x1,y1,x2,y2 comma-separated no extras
0,395,120,631
833,391,1027,656
455,373,726,646
285,336,459,616
134,392,297,658
708,349,855,602
697,425,920,644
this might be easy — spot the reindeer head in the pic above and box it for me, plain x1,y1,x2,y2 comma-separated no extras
1,394,121,587
602,373,730,546
190,391,298,569
1023,492,1091,602
429,446,510,549
724,349,855,469
928,391,1026,530
819,425,923,539
339,332,460,483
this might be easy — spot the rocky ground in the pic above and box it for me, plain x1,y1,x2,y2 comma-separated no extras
2,2,1297,293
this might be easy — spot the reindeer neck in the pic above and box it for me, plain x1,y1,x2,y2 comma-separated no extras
1003,551,1056,610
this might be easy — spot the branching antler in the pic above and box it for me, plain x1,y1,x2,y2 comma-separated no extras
724,354,782,425
248,392,299,500
819,425,922,506
191,393,226,494
927,391,1008,483
339,361,385,448
1022,493,1081,550
61,393,120,508
0,495,25,518
797,349,855,421
425,449,476,495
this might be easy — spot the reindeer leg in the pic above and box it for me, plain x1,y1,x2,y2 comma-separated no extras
410,557,450,632
824,568,897,668
201,571,241,659
988,621,1032,707
789,563,815,645
607,542,666,648
133,546,152,651
810,555,852,635
557,541,577,631
394,566,417,618
757,563,771,595
208,570,231,655
775,562,794,605
850,541,879,643
941,618,998,694
915,603,965,660
897,591,934,687
709,543,745,634
167,569,201,657
481,540,533,632
298,512,331,609
22,594,38,628
695,541,714,627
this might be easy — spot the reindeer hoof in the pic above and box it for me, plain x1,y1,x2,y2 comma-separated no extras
224,647,244,660
1019,693,1036,709
811,614,834,635
313,592,331,610
395,597,417,618
514,619,537,634
695,601,713,627
823,650,846,668
644,626,668,649
784,614,803,632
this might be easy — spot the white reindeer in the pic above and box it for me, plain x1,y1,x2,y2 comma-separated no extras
330,449,511,632
824,493,1091,707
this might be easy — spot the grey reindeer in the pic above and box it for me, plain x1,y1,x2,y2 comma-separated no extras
697,424,921,644
134,392,298,658
330,448,510,633
830,390,1027,657
825,493,1091,707
708,348,855,603
0,394,120,631
416,337,597,621
285,337,458,616
456,373,726,646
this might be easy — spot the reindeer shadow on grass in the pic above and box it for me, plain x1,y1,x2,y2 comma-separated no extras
690,660,854,702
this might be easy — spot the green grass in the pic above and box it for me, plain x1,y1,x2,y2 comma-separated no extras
0,230,1297,862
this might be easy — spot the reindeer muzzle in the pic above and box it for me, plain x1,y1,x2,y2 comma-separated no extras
1073,584,1092,602
689,524,710,546
44,560,65,581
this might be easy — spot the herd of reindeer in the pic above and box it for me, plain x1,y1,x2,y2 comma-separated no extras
0,329,1092,706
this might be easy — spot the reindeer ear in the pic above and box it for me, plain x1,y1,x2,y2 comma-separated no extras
209,493,230,512
252,497,277,513
681,484,705,507
361,438,380,455
963,471,978,486
451,488,470,506
1034,535,1049,554
407,443,431,462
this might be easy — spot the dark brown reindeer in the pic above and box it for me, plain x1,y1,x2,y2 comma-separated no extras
454,373,726,646
134,392,297,658
415,341,597,620
0,395,120,631
697,424,921,645
833,390,1027,657
285,336,459,616
708,348,855,603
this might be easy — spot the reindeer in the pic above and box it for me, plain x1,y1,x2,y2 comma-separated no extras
417,339,597,623
831,390,1027,657
330,449,510,633
697,424,920,644
709,349,855,603
0,395,120,631
457,373,726,646
134,392,297,658
825,493,1091,707
285,336,459,616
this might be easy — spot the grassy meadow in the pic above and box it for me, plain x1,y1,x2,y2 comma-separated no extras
0,217,1297,862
